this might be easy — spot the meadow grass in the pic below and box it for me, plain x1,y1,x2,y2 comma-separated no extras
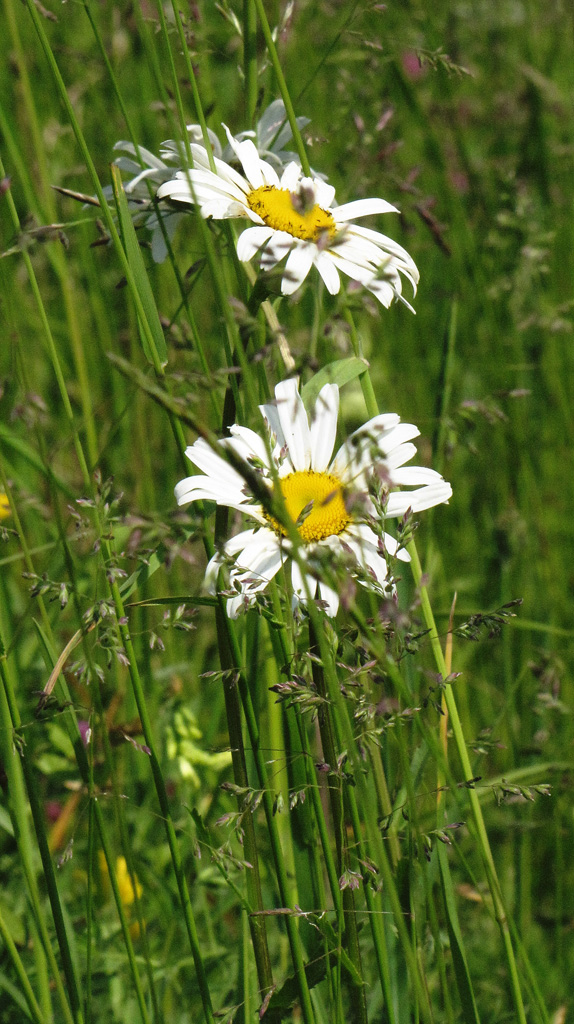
0,1,573,1022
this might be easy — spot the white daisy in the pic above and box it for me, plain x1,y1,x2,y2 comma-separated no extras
157,125,419,310
175,378,451,617
111,102,307,264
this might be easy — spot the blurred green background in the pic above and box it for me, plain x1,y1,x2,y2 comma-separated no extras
1,0,573,1019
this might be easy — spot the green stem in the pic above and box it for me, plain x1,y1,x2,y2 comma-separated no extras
252,0,311,176
243,0,258,126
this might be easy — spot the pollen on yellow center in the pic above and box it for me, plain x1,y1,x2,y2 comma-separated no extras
247,186,337,243
271,470,351,544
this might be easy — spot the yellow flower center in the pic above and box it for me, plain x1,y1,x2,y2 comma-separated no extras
270,470,351,544
0,493,10,521
247,186,337,242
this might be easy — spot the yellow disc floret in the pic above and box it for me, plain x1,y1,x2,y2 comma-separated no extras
247,186,337,242
270,470,351,544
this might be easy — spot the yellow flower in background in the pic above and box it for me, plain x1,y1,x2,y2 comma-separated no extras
115,856,143,907
0,493,11,520
98,853,144,937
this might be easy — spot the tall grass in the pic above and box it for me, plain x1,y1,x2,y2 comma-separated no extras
0,1,573,1022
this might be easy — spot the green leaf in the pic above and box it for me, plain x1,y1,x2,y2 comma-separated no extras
118,547,165,601
0,971,33,1020
267,956,327,1012
301,356,369,409
111,164,168,368
0,806,14,838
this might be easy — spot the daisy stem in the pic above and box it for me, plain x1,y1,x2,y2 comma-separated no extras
343,308,379,419
252,0,312,177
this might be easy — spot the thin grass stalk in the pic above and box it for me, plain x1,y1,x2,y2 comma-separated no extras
0,657,85,1024
344,310,526,1016
303,606,434,1022
85,797,95,1024
251,0,311,176
214,603,277,1011
2,27,215,1011
92,801,152,1024
308,624,368,1024
81,0,221,423
0,471,159,1023
160,1,263,415
393,722,454,1022
3,188,214,1024
243,0,258,126
407,541,528,1024
0,901,47,1024
0,656,72,1024
22,0,192,468
218,609,317,1024
337,321,527,1015
101,577,216,1024
2,0,99,469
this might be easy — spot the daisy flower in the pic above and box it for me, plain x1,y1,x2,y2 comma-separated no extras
157,124,419,310
175,378,451,617
111,101,307,263
0,493,10,520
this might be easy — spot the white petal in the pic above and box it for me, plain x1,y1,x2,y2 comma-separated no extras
310,384,339,472
378,425,421,457
184,439,245,490
237,225,276,261
332,198,398,222
317,581,339,617
345,523,389,571
274,379,311,471
383,442,418,471
366,278,397,309
315,252,341,294
313,178,336,209
382,532,411,562
228,425,271,468
385,482,452,517
259,398,286,452
390,466,446,487
279,162,302,191
222,126,265,189
281,243,315,295
291,560,311,601
175,476,248,510
350,224,420,279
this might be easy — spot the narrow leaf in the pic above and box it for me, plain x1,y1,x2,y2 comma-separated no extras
110,164,168,367
301,356,369,409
